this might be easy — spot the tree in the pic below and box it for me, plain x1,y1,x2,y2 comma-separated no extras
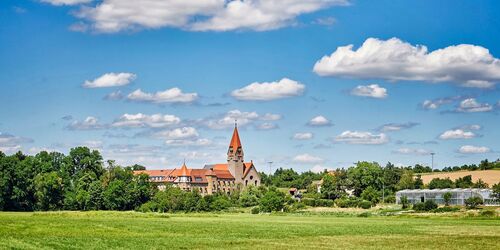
492,182,500,201
465,196,483,209
455,175,473,188
396,170,415,190
428,178,454,189
347,162,383,196
400,196,409,209
259,188,285,212
443,192,452,206
34,172,64,210
473,179,488,188
414,175,424,189
129,164,146,171
361,186,379,205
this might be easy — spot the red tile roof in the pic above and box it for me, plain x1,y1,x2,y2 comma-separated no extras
229,125,242,150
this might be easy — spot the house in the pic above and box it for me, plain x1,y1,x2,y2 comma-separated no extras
134,124,261,195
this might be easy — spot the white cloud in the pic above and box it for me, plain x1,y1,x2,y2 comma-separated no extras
40,0,92,6
104,90,123,100
392,148,432,156
153,127,199,140
458,145,491,154
67,116,104,130
456,98,493,113
71,0,348,33
255,123,278,130
350,84,387,99
201,110,281,130
293,132,313,140
439,129,476,140
292,153,324,164
313,37,500,88
231,78,305,101
378,122,419,132
83,140,103,149
421,96,465,110
112,113,181,128
460,124,481,130
82,72,136,88
313,17,336,26
127,88,198,104
308,115,332,126
335,131,389,144
0,145,22,154
0,133,34,146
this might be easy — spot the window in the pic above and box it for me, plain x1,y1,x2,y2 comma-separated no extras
250,175,253,180
195,177,202,182
245,180,248,186
255,180,258,186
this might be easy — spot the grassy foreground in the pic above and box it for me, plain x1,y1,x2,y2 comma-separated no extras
0,211,499,249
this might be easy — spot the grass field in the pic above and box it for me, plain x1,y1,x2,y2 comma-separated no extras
0,211,499,249
419,170,500,186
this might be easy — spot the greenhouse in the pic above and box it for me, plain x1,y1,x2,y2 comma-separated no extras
395,188,499,206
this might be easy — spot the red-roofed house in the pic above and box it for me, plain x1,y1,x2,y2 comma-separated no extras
134,124,261,195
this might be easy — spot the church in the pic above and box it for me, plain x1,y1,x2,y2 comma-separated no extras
134,124,261,195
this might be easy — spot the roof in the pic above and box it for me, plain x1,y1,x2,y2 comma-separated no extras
243,162,254,178
179,162,190,176
229,125,242,150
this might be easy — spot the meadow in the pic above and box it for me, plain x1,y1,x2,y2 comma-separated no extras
0,211,499,249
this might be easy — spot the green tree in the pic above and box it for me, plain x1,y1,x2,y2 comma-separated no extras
472,179,488,188
347,162,383,196
259,188,285,212
396,170,415,190
465,196,483,209
400,195,409,209
455,175,473,188
443,192,452,206
361,186,379,205
428,178,454,189
34,171,64,210
491,182,500,201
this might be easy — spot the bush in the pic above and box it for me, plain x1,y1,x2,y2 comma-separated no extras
360,186,379,205
259,189,285,212
384,195,396,204
433,206,460,213
424,200,438,211
137,201,157,213
335,197,362,208
358,212,371,217
316,199,334,207
251,206,260,214
302,198,315,207
400,196,409,209
443,192,452,206
480,210,496,217
359,200,372,209
413,202,426,211
465,196,483,209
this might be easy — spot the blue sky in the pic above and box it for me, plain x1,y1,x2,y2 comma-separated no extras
1,0,499,172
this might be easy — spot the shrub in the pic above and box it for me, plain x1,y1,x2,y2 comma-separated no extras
400,196,409,209
433,206,460,213
413,202,426,211
465,196,483,209
359,200,372,209
358,212,371,217
259,189,285,212
302,198,316,207
384,195,396,204
137,201,157,213
480,210,496,217
251,206,260,214
360,186,379,205
316,199,334,207
424,200,438,211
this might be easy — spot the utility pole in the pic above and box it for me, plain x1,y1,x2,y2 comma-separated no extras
431,152,435,171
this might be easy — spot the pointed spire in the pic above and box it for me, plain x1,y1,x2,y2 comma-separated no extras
229,122,242,151
180,161,189,176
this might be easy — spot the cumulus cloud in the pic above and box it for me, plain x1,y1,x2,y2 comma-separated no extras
67,116,105,130
293,132,313,140
439,129,476,140
40,0,92,6
456,98,493,113
350,84,387,99
335,131,389,144
292,153,324,164
392,148,432,156
378,122,419,132
313,37,500,88
112,113,181,128
82,72,136,88
152,127,199,140
0,133,34,146
307,115,332,127
231,78,305,101
458,145,491,154
69,0,348,33
127,88,198,104
200,110,282,130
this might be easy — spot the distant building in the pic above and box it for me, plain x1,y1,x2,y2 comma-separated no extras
134,124,261,195
396,188,499,206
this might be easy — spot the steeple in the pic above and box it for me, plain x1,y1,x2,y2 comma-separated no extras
180,161,189,177
227,121,243,162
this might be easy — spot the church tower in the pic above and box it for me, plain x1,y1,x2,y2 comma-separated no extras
227,122,244,182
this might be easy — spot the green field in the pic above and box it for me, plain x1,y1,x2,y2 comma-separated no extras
0,211,499,249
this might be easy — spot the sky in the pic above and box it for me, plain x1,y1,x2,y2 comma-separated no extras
0,0,499,173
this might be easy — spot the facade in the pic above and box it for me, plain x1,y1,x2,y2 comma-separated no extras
134,125,261,195
396,188,499,206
